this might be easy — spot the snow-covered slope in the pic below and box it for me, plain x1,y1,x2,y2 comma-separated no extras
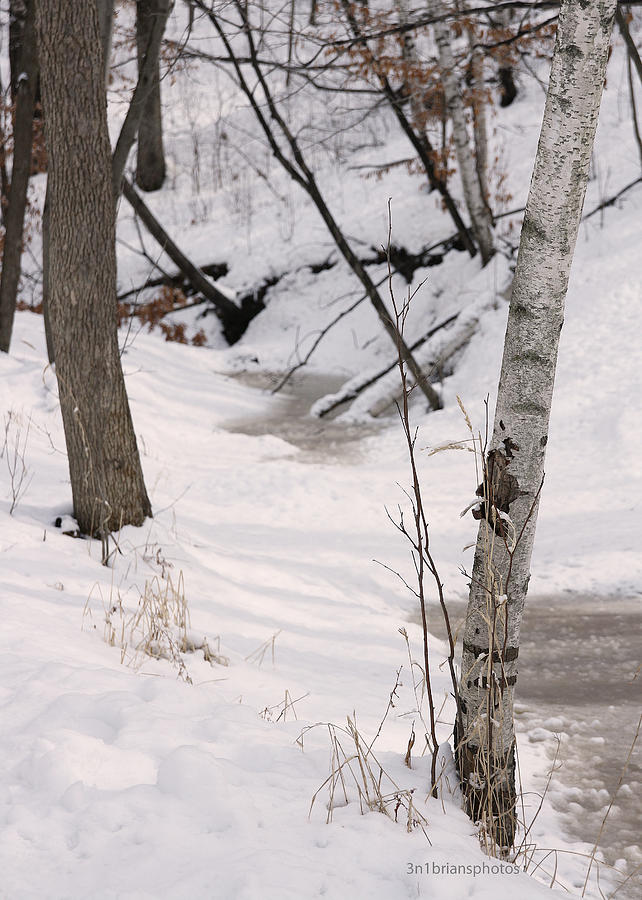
1,9,640,899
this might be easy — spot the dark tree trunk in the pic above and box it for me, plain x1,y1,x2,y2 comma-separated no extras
135,0,166,191
112,0,171,201
0,0,39,353
496,10,517,107
96,0,114,84
35,0,151,535
498,67,517,108
41,196,54,363
9,0,27,102
42,0,113,366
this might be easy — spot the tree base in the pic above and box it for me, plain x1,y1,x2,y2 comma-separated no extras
456,729,517,851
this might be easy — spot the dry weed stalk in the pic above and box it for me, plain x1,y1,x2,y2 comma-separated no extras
300,670,429,836
306,713,429,839
381,203,460,798
260,689,310,723
384,203,533,853
84,570,228,682
129,571,190,659
2,410,33,514
245,630,281,666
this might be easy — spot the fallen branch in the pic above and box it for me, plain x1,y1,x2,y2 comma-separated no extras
367,316,478,417
199,0,443,410
314,312,459,418
272,232,468,393
121,180,256,342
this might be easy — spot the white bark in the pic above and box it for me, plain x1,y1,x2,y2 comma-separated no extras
430,2,494,263
397,0,430,134
466,30,489,205
457,0,617,849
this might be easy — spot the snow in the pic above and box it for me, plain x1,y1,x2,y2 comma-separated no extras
1,9,641,900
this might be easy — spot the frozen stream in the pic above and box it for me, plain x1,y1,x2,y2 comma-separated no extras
421,595,641,898
222,370,641,898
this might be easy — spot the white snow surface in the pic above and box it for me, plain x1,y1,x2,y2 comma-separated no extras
1,10,641,900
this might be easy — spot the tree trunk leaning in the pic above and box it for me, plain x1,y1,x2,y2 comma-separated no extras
456,0,617,850
35,0,152,535
135,0,166,191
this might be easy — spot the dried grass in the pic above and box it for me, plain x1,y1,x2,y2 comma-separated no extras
304,714,430,838
84,570,228,682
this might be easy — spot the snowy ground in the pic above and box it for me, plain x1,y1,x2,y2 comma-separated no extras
1,9,641,900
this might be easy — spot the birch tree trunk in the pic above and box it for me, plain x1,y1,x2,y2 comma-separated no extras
430,2,494,264
397,0,430,134
35,0,152,536
466,27,490,207
456,0,616,850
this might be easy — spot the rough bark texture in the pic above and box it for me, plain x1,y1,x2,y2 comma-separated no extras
135,0,166,192
0,0,38,353
456,0,616,850
42,0,112,365
431,2,494,264
35,0,151,535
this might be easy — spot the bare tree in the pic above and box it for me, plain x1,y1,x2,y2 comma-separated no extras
465,18,490,206
429,1,494,263
112,0,172,201
136,0,167,191
35,0,152,536
456,0,617,850
191,0,442,409
0,0,39,353
338,0,478,258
